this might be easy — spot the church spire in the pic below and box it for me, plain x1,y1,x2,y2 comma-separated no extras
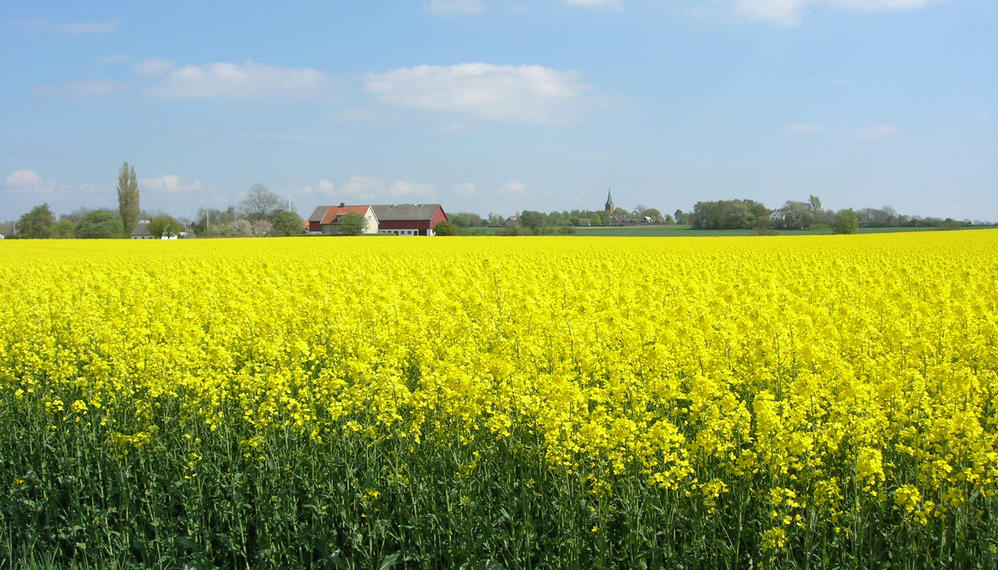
604,187,615,214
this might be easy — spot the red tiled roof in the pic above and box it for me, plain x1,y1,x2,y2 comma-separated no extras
319,205,370,225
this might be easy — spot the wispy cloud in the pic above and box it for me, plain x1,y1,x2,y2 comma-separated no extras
330,107,399,124
453,182,477,196
141,174,204,194
340,176,384,200
9,17,119,35
302,176,440,201
60,20,119,34
35,79,128,97
99,53,131,64
134,58,176,77
145,60,330,99
423,0,485,15
365,63,588,124
785,123,821,133
439,121,473,133
7,18,50,34
565,0,624,9
734,0,945,25
389,181,436,198
3,170,59,194
852,124,898,139
502,180,526,195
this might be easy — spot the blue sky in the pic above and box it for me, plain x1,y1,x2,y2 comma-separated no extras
1,0,995,222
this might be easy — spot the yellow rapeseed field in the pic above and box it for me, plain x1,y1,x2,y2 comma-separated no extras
2,231,996,567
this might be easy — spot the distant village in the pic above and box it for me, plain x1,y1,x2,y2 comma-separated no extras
5,182,675,239
300,190,655,238
5,169,988,240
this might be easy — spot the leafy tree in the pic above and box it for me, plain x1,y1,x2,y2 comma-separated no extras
75,210,124,238
547,211,569,227
149,215,183,238
807,195,823,214
692,199,769,230
674,209,686,225
519,210,547,233
272,210,304,236
241,184,283,221
433,221,459,236
465,212,484,227
486,213,506,227
339,211,367,235
50,219,77,238
117,162,140,236
193,207,239,236
774,201,815,230
450,213,471,228
62,207,91,223
833,209,859,234
449,212,483,228
18,203,55,238
857,206,901,227
642,208,663,223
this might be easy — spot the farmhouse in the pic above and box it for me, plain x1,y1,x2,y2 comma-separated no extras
308,204,379,234
372,204,448,236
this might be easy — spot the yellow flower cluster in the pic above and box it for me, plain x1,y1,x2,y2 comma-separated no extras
2,231,996,546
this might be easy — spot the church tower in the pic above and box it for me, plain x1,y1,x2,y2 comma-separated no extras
604,188,615,214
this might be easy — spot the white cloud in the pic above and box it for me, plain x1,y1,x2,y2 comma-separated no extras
453,182,477,196
146,60,330,98
734,0,944,24
300,179,336,197
734,0,804,24
502,180,526,195
439,121,472,133
365,63,588,124
4,170,57,194
423,0,485,14
389,181,436,198
785,123,820,133
853,124,898,139
141,174,204,194
303,177,439,201
60,21,119,34
340,176,385,200
565,0,624,8
134,58,175,77
330,108,396,123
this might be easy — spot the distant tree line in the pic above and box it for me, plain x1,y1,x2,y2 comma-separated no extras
686,196,987,234
441,207,674,236
5,170,990,239
190,185,303,237
6,171,306,239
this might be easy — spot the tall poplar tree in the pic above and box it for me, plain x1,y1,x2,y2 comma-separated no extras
117,162,140,236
